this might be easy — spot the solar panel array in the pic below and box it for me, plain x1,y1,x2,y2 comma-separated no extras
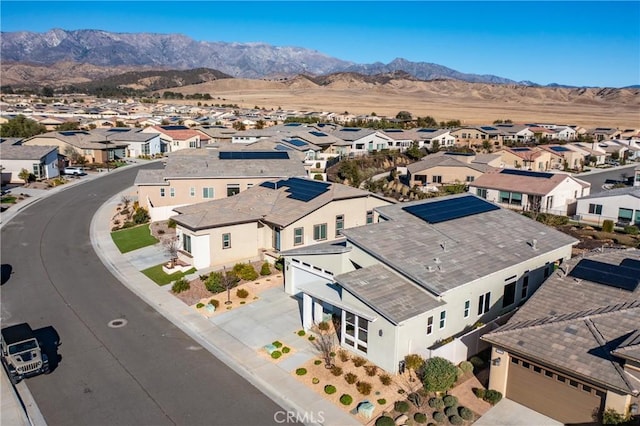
500,169,554,179
511,147,531,152
287,138,308,147
259,177,330,202
274,144,292,151
550,146,570,152
569,258,640,291
480,126,498,131
60,131,89,136
107,128,131,132
219,151,290,160
284,123,302,127
309,131,327,137
160,125,189,131
418,128,436,133
403,195,500,224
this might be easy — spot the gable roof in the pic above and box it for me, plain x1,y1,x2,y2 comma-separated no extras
471,169,586,195
407,154,494,174
0,145,57,160
579,186,640,200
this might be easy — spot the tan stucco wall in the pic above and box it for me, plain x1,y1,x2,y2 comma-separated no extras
409,165,487,187
487,347,509,394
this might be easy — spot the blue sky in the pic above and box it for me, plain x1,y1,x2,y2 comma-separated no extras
1,1,639,87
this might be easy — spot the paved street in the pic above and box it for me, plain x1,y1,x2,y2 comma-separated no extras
575,163,638,193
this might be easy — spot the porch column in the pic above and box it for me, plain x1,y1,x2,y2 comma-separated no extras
313,299,323,325
302,293,313,331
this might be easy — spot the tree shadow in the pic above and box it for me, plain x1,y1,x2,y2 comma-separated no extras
1,264,13,285
33,326,62,372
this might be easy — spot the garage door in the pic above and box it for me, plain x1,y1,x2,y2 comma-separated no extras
506,356,604,424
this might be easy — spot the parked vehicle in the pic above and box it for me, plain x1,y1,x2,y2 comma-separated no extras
63,166,85,176
1,323,50,384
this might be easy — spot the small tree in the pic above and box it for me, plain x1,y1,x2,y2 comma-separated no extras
311,323,336,369
18,168,33,184
404,354,425,382
163,237,180,267
420,356,458,395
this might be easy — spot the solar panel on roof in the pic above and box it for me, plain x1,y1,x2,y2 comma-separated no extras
480,126,497,131
341,128,360,132
259,177,329,202
385,129,403,133
418,129,436,133
284,123,302,126
402,195,500,224
219,151,289,160
60,131,89,136
309,131,327,137
511,147,531,152
275,144,292,151
620,258,640,272
160,125,189,130
287,139,308,147
444,152,474,156
107,128,130,132
500,169,554,179
550,146,570,152
569,259,639,291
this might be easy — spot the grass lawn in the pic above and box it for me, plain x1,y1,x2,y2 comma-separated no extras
142,263,197,286
111,224,159,253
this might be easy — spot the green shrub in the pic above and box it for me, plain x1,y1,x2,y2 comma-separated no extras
209,299,219,308
459,361,474,374
196,303,204,309
308,335,315,341
272,341,283,348
167,218,177,228
295,368,307,376
330,365,343,376
483,389,502,405
456,366,464,381
233,263,259,281
204,272,224,293
260,261,271,275
624,225,639,235
133,207,150,224
236,288,249,298
318,321,330,331
379,373,392,386
449,414,463,425
428,397,445,410
297,330,306,336
443,395,458,407
459,407,473,421
282,347,290,354
602,407,630,424
338,349,350,362
339,394,353,405
445,406,458,417
469,356,485,369
356,381,372,395
394,400,410,413
274,257,284,271
414,413,428,424
375,416,395,426
330,351,336,357
312,377,319,384
421,357,458,394
352,356,367,367
602,219,615,233
324,385,337,395
377,398,387,405
314,359,322,365
432,412,446,423
344,372,358,384
271,351,282,359
473,387,486,399
171,277,190,293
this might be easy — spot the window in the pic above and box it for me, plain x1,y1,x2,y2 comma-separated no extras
522,361,530,369
569,380,579,388
142,143,150,155
335,215,344,237
189,187,195,197
294,227,304,246
521,274,529,299
366,210,374,224
478,292,491,315
466,176,475,182
557,375,566,383
222,233,231,249
588,203,602,215
227,184,240,197
313,223,327,241
618,208,633,224
170,187,175,197
463,300,470,318
183,234,191,253
160,188,165,197
203,187,214,199
502,282,516,308
476,188,487,199
582,385,592,393
344,311,368,354
189,140,198,148
510,192,522,206
439,311,446,329
427,316,433,335
432,175,442,184
499,191,522,205
544,370,554,378
533,366,542,373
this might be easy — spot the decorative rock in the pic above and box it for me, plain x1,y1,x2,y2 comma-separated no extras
205,304,215,313
357,400,375,419
264,343,277,354
395,414,408,425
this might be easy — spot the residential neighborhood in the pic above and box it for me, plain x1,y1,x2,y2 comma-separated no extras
2,96,640,426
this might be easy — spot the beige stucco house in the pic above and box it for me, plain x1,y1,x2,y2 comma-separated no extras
483,249,640,425
170,178,393,270
23,130,128,164
406,152,497,188
135,148,308,222
281,193,578,373
495,147,554,171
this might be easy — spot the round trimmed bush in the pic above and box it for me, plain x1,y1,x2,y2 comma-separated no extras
282,347,290,354
209,299,219,308
414,413,428,424
171,278,190,293
394,400,410,413
443,395,458,407
340,394,353,405
469,356,484,369
196,303,204,309
236,288,249,299
271,351,282,359
459,407,473,421
297,330,306,336
484,389,502,405
432,412,446,423
456,366,464,381
428,397,445,410
295,368,307,376
272,341,283,348
459,361,474,374
445,406,458,417
473,387,486,399
377,398,387,405
260,261,271,276
312,377,320,384
449,415,463,425
308,335,315,341
314,359,322,365
324,384,337,395
375,416,395,426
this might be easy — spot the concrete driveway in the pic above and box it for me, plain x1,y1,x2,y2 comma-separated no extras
474,398,562,426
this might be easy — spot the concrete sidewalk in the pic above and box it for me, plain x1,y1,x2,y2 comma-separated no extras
90,190,359,425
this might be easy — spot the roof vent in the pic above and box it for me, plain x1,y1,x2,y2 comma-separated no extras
427,265,435,272
529,239,538,250
440,241,448,252
434,257,441,264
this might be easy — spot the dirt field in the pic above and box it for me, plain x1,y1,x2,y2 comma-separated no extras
162,78,640,129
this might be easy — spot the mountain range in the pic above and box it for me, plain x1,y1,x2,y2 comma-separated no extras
1,28,533,86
